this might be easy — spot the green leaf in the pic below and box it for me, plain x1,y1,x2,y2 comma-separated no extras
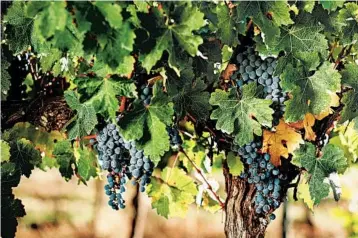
293,143,347,205
340,64,358,123
179,139,206,172
210,83,273,146
237,1,293,46
119,82,174,164
1,53,11,100
1,141,11,163
166,68,211,121
94,2,122,29
215,3,239,46
281,62,341,122
336,3,358,45
3,1,34,53
39,48,62,72
227,152,244,176
53,140,76,181
96,22,136,73
319,1,344,12
147,167,197,218
64,91,98,140
139,4,205,74
9,139,41,178
302,2,316,13
73,75,136,119
260,20,328,73
32,2,68,41
1,162,21,189
76,147,98,181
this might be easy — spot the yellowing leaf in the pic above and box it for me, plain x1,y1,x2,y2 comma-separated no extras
263,119,304,166
221,64,237,81
304,113,316,141
298,176,314,211
227,152,244,176
330,120,358,163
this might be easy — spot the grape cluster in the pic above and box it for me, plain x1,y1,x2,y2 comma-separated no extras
140,85,152,106
233,140,286,217
231,47,287,125
104,172,127,210
167,126,183,148
96,123,154,209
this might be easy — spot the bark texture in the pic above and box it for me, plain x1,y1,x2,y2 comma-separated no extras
224,168,268,238
1,96,73,131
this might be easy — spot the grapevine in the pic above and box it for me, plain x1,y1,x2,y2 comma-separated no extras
1,1,358,238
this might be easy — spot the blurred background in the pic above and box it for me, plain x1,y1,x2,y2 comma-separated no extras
14,165,358,238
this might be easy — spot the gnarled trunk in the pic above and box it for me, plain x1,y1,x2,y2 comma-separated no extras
224,170,268,238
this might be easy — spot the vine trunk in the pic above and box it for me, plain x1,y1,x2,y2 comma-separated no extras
224,169,268,238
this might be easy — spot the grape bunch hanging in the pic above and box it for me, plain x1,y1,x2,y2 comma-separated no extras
229,46,290,220
95,123,154,210
231,46,287,125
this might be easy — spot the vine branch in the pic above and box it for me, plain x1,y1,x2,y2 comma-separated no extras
179,148,225,208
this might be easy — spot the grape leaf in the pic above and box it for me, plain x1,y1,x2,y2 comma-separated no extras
32,1,68,41
73,75,136,120
1,197,26,238
76,147,98,181
64,91,98,140
179,139,206,172
119,82,174,164
139,4,205,75
263,120,304,166
297,176,314,211
94,2,122,29
39,48,62,72
340,64,358,123
281,62,341,122
336,3,358,45
210,83,274,146
3,1,34,53
292,143,347,205
96,22,136,74
302,1,316,13
147,167,197,218
1,162,21,190
1,141,11,163
260,20,328,73
227,152,244,176
236,1,293,46
201,193,222,213
319,1,344,12
330,120,358,164
9,139,42,178
215,3,240,46
6,122,65,163
303,113,316,141
53,140,76,181
1,54,11,100
166,68,211,121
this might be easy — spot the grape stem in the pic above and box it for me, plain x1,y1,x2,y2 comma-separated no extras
179,148,225,208
119,96,127,112
83,135,97,140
